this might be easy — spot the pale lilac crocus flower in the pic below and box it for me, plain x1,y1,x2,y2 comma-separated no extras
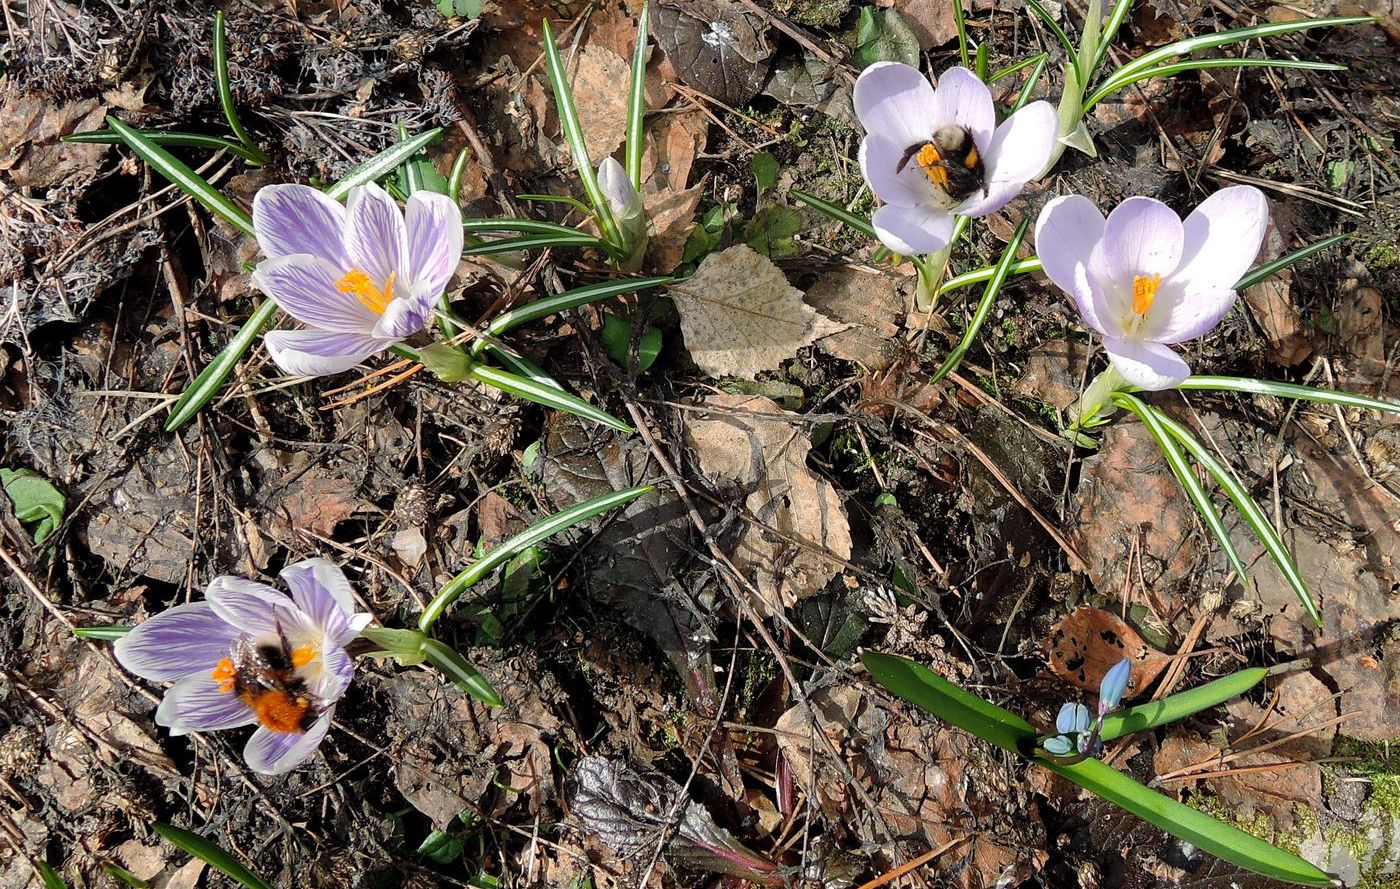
855,63,1057,256
252,182,463,377
114,559,372,775
1035,186,1269,390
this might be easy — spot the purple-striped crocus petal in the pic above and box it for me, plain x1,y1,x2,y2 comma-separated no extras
252,184,349,267
1102,335,1191,391
955,101,1057,217
155,675,257,737
114,602,241,683
1035,194,1109,327
1168,185,1270,297
264,329,394,378
314,641,356,703
871,203,957,256
853,62,939,153
282,559,366,647
928,67,997,156
859,135,938,208
251,255,380,333
344,183,408,287
405,190,464,299
1145,286,1239,345
1101,197,1184,283
206,576,295,637
373,289,435,340
243,710,332,775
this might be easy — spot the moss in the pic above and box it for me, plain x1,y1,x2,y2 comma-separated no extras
772,0,851,28
1364,242,1400,274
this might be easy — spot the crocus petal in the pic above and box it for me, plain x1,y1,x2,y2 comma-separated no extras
344,183,408,287
252,184,348,266
1102,197,1184,282
281,559,366,647
251,255,379,333
871,203,956,256
156,675,257,737
1099,658,1132,712
1169,185,1270,296
596,156,639,217
853,62,939,152
1102,336,1191,390
928,67,996,155
859,136,938,208
114,602,241,683
955,100,1057,217
1035,195,1111,333
314,641,355,703
373,292,434,340
405,191,464,299
1145,286,1239,345
243,711,332,775
264,329,394,378
205,576,294,637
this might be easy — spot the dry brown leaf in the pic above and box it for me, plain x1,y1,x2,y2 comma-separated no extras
568,43,630,163
642,107,709,193
669,245,847,380
805,267,905,370
684,393,852,612
1243,276,1312,366
0,91,107,189
644,182,702,274
1046,606,1170,695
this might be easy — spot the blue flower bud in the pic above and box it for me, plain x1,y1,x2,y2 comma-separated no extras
1098,658,1132,713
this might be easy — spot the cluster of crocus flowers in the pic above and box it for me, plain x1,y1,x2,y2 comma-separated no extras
114,560,371,774
854,62,1057,256
1035,186,1270,390
251,181,463,378
1043,658,1131,757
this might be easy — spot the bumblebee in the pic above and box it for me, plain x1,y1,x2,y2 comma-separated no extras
895,124,986,207
212,630,318,734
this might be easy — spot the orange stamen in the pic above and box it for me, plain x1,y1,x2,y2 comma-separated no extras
337,269,396,315
211,657,237,693
1132,273,1161,316
291,645,316,668
916,143,949,189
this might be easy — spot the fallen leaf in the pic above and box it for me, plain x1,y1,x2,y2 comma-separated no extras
685,393,853,612
1242,276,1312,366
652,0,771,105
668,245,847,380
805,266,905,370
642,107,709,193
645,183,703,274
0,91,107,189
892,0,962,48
567,43,631,163
1046,607,1170,695
1011,337,1093,410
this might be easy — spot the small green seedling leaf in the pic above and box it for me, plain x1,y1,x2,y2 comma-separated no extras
101,862,150,888
744,205,802,258
1,468,65,545
852,8,921,69
436,0,483,17
37,863,66,889
751,152,779,195
154,824,274,889
73,625,132,641
602,313,662,373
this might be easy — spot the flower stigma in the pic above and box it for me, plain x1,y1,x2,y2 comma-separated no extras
336,269,396,315
291,644,316,668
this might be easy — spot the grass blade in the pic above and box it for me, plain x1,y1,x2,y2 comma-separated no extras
165,299,279,431
1174,375,1400,414
791,189,877,240
106,116,253,236
1101,668,1267,740
420,484,654,631
1235,232,1349,289
932,217,1029,381
65,129,267,164
154,824,274,889
1147,407,1321,626
37,863,66,889
101,862,150,888
419,638,503,706
325,128,443,200
952,0,971,68
626,1,651,188
461,217,592,239
72,625,132,641
937,257,1042,296
212,12,266,161
1011,54,1051,112
462,233,602,256
1113,393,1250,583
467,363,631,433
1021,0,1077,59
541,19,623,251
470,276,672,358
1088,57,1347,108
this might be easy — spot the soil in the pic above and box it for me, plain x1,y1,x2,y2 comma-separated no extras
2,0,1399,887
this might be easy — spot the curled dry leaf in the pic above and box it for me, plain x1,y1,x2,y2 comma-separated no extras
1046,606,1170,695
565,756,780,883
684,393,853,614
668,245,847,380
652,0,772,105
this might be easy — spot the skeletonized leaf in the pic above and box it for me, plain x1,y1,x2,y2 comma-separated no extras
668,245,846,380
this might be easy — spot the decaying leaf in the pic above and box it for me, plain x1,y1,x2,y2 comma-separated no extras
805,266,905,370
668,245,846,380
567,43,631,163
1046,607,1170,695
685,393,853,613
652,0,772,105
564,756,779,882
0,91,107,189
645,183,704,274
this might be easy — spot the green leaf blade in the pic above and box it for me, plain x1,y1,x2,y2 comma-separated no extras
164,299,280,431
1100,668,1268,740
862,652,1036,754
154,824,274,889
932,217,1030,382
106,117,254,237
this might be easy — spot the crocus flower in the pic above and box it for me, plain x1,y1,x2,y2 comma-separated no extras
1098,658,1132,715
596,156,647,270
114,559,372,775
1043,702,1092,755
1035,186,1269,390
252,182,463,377
854,63,1057,256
